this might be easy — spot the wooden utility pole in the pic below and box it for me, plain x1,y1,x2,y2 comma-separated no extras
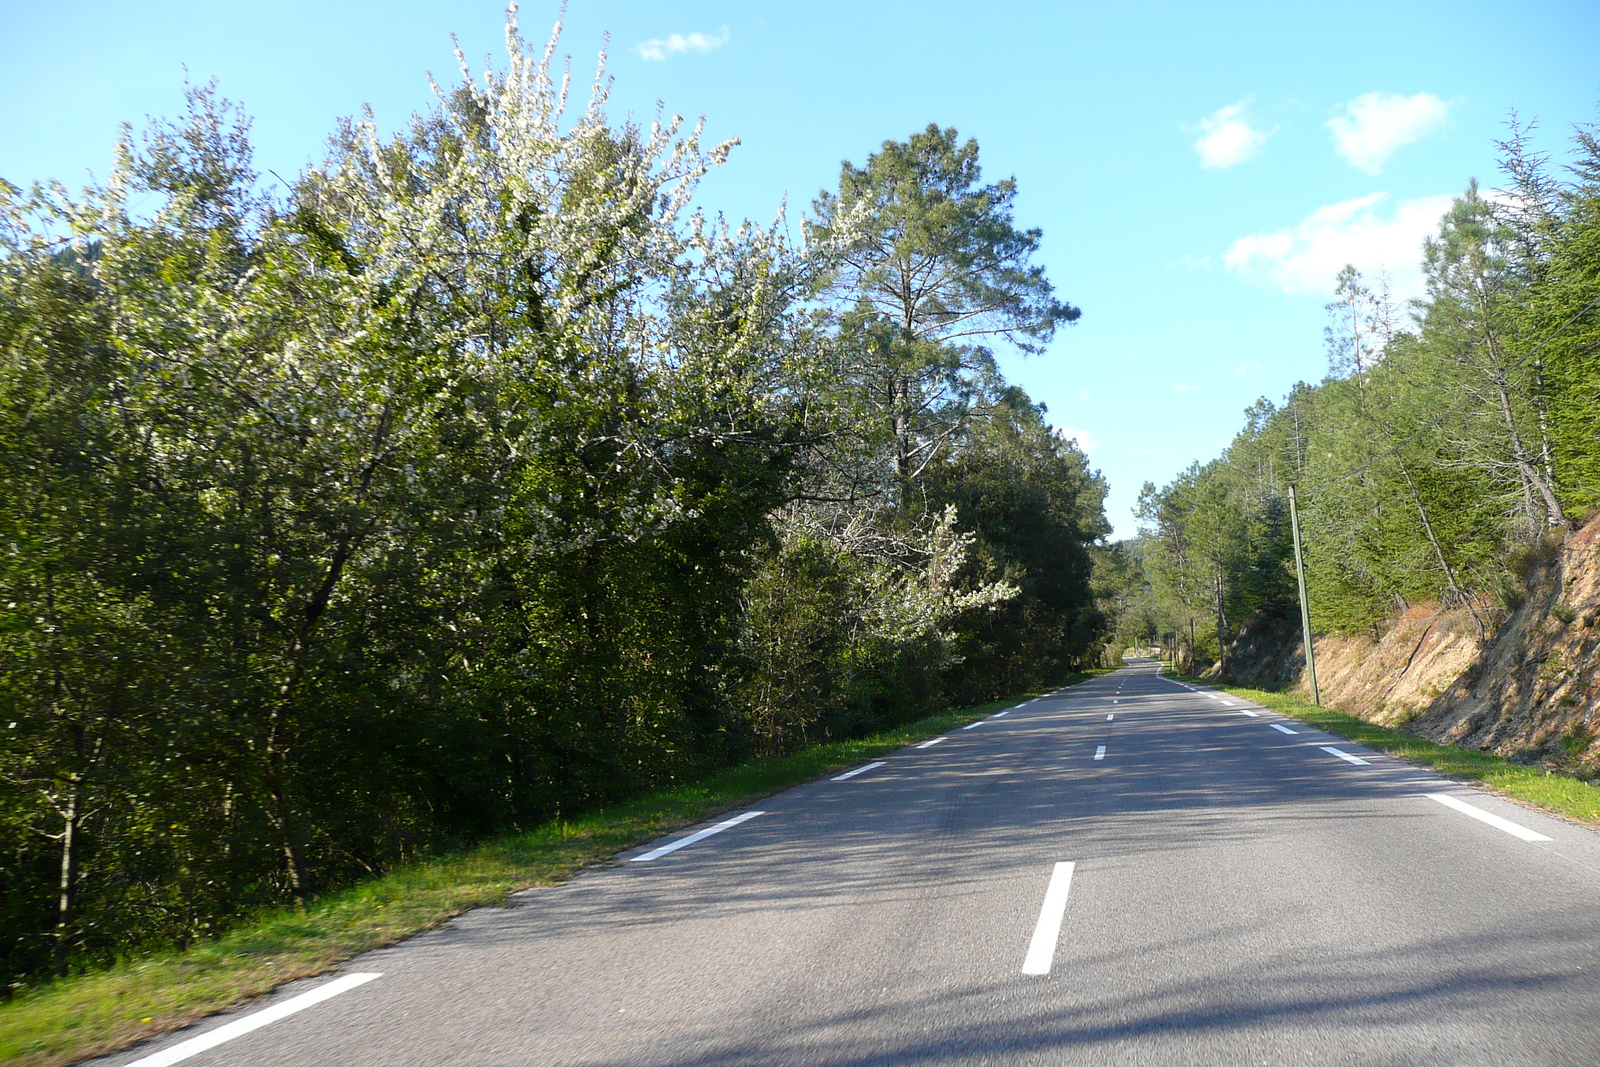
1287,484,1321,706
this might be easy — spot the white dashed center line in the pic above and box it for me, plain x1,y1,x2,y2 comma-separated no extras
1094,745,1106,761
1320,746,1369,765
1240,710,1260,717
1022,862,1076,975
831,761,886,781
1271,723,1297,734
916,736,948,749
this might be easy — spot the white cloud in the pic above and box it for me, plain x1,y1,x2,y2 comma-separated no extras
1235,361,1261,377
1224,191,1454,299
1057,426,1100,455
1194,100,1273,169
634,27,730,62
1327,92,1450,175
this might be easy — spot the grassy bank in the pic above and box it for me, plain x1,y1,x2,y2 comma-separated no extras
1164,667,1600,825
0,679,1093,1067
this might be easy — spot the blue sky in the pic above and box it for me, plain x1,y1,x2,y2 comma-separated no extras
3,0,1597,537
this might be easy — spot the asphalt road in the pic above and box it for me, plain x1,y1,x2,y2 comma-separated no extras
99,661,1600,1066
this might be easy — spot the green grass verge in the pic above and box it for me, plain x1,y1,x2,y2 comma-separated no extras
0,678,1093,1067
1162,667,1600,826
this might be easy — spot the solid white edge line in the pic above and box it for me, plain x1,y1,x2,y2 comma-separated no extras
916,736,948,749
632,811,765,862
1320,746,1369,766
1022,861,1076,975
1270,723,1297,734
1094,745,1106,761
1427,792,1552,841
123,972,383,1067
831,761,886,781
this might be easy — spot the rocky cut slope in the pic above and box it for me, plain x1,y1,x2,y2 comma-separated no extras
1223,513,1600,773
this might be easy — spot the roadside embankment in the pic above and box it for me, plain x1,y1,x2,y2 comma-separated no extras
1222,513,1600,777
1225,608,1482,726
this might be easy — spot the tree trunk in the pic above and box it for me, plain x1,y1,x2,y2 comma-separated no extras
1534,357,1558,498
263,525,366,909
1477,291,1565,528
1493,379,1565,528
1397,461,1484,634
1213,570,1229,675
892,371,911,489
264,709,310,910
53,781,81,978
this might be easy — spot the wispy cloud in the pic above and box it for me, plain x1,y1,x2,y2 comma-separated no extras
1193,100,1273,169
1173,384,1202,393
1223,191,1454,299
1057,426,1100,455
634,27,730,62
1235,362,1261,377
1327,92,1449,174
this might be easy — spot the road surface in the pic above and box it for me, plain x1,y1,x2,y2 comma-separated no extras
98,661,1600,1066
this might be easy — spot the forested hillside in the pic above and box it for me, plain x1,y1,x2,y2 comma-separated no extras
1102,117,1600,684
0,18,1106,988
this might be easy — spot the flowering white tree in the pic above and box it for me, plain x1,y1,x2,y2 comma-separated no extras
735,503,1016,753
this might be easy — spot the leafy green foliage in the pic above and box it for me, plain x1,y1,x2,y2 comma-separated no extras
807,123,1079,494
0,18,1105,992
724,124,1097,755
926,393,1109,700
1540,126,1600,516
1127,114,1600,673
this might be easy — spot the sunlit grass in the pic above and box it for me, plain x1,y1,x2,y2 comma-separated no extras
0,678,1091,1067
